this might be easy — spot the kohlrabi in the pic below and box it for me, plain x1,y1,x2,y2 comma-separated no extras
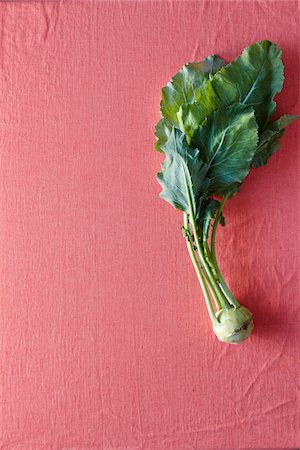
154,40,299,344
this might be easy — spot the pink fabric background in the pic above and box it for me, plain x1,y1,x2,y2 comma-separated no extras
0,1,299,449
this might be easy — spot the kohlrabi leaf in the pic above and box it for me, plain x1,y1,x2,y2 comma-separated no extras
251,114,300,167
154,118,173,152
157,128,210,217
155,55,225,152
191,103,258,195
160,55,225,125
177,83,223,140
178,40,284,140
210,40,284,130
197,198,221,241
177,103,207,142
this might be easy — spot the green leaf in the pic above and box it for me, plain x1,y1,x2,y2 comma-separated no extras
154,118,173,152
191,103,259,195
210,40,284,129
157,128,210,217
268,114,300,131
177,103,204,142
251,114,300,167
160,55,225,125
197,198,220,241
177,82,223,139
178,40,284,140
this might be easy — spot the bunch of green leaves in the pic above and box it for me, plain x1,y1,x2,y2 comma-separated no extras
155,40,299,234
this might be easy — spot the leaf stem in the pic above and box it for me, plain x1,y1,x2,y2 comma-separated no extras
202,241,224,310
184,185,231,311
183,214,218,325
210,194,240,308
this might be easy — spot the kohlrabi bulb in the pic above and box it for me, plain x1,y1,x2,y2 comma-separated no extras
213,306,254,344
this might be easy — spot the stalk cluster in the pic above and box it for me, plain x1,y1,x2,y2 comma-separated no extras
183,196,253,344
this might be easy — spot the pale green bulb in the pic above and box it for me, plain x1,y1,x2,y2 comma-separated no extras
213,306,254,344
